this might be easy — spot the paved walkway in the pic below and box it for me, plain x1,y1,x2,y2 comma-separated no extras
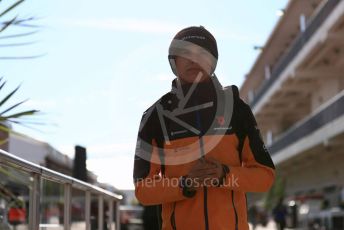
249,220,278,230
250,220,298,230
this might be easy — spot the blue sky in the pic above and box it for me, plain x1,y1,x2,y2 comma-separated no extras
2,0,287,189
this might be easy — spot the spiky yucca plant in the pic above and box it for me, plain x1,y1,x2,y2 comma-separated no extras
0,78,40,147
0,1,41,149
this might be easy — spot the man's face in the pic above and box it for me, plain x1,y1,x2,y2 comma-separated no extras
174,44,214,84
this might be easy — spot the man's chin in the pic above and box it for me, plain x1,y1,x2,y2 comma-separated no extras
180,74,210,84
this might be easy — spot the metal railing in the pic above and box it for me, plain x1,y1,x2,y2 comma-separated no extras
250,0,341,108
268,90,344,154
0,149,123,230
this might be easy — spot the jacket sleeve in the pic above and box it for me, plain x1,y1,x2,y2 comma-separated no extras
133,108,188,205
222,99,275,192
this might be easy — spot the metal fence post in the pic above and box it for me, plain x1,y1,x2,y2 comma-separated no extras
85,191,91,230
108,199,114,230
64,183,72,230
28,173,41,230
116,201,120,230
98,195,104,230
0,150,122,230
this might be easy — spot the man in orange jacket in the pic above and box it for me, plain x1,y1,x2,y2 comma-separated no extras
133,26,275,230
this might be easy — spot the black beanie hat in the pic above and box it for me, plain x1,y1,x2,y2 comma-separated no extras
168,26,218,75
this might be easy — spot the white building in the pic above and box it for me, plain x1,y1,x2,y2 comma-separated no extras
240,0,344,221
6,131,97,182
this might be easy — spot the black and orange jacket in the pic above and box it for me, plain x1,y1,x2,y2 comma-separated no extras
134,76,275,230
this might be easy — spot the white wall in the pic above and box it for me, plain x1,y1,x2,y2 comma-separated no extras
8,133,49,165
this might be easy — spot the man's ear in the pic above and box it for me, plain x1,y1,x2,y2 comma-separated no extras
168,55,178,76
210,60,217,75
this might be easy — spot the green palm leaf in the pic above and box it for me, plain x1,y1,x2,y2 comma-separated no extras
0,30,39,39
0,0,25,18
0,78,6,91
0,99,28,115
1,109,39,120
0,84,21,107
0,0,43,134
0,16,18,33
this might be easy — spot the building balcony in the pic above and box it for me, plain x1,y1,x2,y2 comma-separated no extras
250,0,342,109
269,90,344,164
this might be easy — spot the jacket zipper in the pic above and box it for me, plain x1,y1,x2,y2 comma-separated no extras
196,109,209,230
231,190,239,230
